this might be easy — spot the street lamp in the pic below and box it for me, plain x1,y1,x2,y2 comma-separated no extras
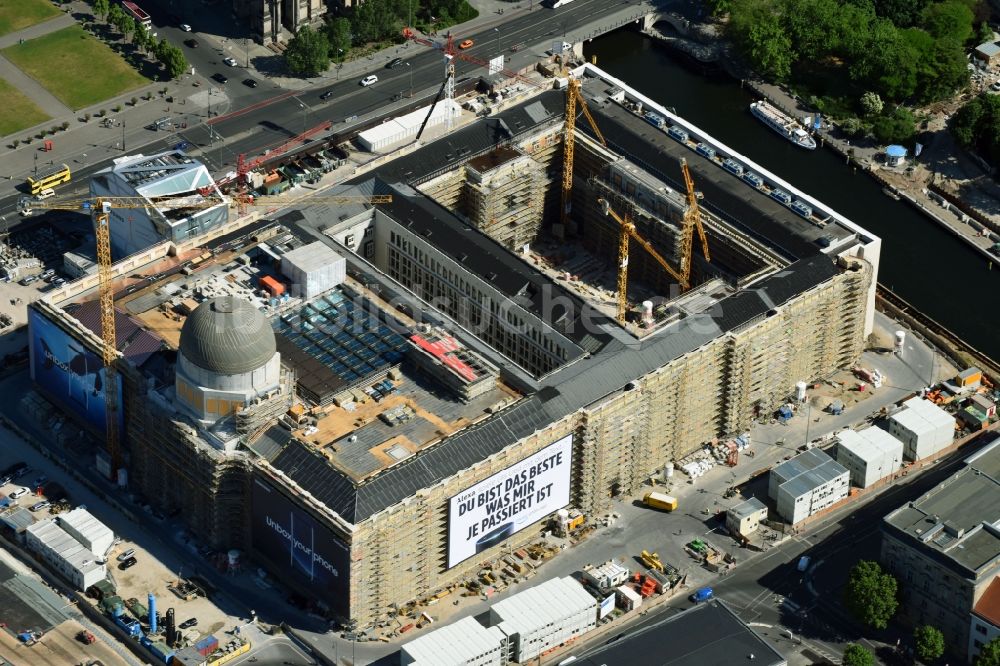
244,37,249,68
297,101,307,133
122,120,126,153
406,62,412,98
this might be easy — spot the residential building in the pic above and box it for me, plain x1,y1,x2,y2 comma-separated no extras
888,397,955,461
971,577,1000,660
835,427,903,488
769,448,849,525
881,439,1000,658
726,497,768,537
975,42,1000,66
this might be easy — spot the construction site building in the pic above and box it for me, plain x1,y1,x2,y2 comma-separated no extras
462,146,547,250
24,65,880,629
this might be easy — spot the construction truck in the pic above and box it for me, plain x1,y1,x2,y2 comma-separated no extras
642,492,678,512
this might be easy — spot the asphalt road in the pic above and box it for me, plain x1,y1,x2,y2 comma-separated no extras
176,0,650,171
0,0,645,226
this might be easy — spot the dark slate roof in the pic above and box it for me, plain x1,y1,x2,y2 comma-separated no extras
268,254,837,523
581,98,822,262
65,301,165,367
575,599,785,666
378,187,614,350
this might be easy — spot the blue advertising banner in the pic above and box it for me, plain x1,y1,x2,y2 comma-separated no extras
28,307,122,436
250,476,351,618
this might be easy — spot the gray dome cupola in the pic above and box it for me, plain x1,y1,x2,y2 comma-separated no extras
178,296,276,375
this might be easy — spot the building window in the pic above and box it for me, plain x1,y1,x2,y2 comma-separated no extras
977,624,989,635
976,640,984,649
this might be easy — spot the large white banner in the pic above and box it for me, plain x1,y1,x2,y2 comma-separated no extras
448,435,572,568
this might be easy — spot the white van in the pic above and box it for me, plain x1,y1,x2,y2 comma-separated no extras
35,188,55,200
360,75,378,87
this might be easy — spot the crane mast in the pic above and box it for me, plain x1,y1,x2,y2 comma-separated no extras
94,201,122,480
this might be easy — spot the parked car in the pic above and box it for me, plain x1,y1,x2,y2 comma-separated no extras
320,90,335,100
212,73,228,84
184,38,199,48
117,548,135,562
180,23,192,32
30,500,50,512
179,618,198,629
243,78,258,88
18,276,38,286
8,487,28,499
386,57,403,69
223,57,238,67
992,81,1000,92
118,556,138,570
360,75,378,86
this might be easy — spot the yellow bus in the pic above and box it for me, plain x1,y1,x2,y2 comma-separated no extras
26,163,71,196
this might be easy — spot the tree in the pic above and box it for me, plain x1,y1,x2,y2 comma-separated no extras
285,25,329,77
121,15,135,43
107,3,124,31
93,0,110,22
729,0,794,80
325,17,352,60
977,21,994,45
860,91,884,116
873,106,917,144
920,1,974,43
876,0,931,28
840,116,865,136
135,24,149,52
978,637,1000,666
159,44,188,79
842,643,875,666
914,624,945,663
845,560,898,629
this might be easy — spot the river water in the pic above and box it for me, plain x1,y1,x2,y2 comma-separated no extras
584,31,1000,362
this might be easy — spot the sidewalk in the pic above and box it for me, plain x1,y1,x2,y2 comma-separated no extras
746,77,1000,260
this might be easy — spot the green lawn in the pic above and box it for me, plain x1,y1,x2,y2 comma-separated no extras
2,25,148,110
0,0,62,38
0,77,49,136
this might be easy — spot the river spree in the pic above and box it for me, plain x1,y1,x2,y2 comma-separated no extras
585,31,1000,362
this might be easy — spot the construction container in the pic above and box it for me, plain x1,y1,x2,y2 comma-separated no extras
957,367,983,388
195,635,219,657
642,492,678,512
259,274,285,297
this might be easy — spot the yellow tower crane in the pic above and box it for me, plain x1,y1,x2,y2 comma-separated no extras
19,192,391,480
679,158,711,285
599,198,686,325
562,78,606,228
